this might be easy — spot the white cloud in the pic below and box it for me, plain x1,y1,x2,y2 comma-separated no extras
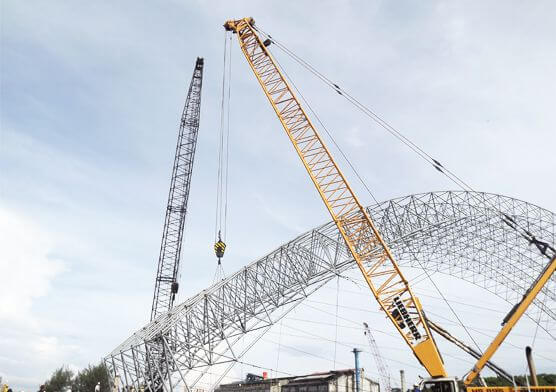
1,0,554,388
0,207,73,387
0,208,65,326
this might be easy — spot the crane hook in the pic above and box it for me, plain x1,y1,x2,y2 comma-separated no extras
214,230,226,261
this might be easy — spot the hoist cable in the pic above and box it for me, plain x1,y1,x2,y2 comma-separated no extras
223,33,233,240
241,27,554,367
256,27,483,354
216,32,233,242
256,27,556,263
275,320,283,379
255,27,471,190
333,276,340,369
256,29,556,256
531,291,548,348
215,31,228,241
213,262,225,283
272,51,380,205
414,258,484,354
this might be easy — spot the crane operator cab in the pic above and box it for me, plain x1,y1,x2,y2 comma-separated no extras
420,378,459,392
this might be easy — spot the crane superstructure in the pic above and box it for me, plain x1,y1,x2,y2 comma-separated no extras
224,17,556,392
150,57,204,321
363,322,392,392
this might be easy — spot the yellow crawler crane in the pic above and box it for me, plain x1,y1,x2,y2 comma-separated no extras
224,17,556,392
224,16,446,378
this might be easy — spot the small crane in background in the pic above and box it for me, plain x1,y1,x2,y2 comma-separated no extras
363,322,392,392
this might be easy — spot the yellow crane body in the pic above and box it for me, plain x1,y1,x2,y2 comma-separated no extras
224,17,447,377
464,256,556,386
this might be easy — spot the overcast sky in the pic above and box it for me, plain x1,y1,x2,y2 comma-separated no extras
1,1,555,390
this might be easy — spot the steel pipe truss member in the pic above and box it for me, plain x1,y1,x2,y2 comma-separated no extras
105,191,556,391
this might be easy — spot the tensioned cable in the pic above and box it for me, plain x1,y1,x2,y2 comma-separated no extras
223,32,233,238
257,29,483,353
278,320,421,370
216,31,233,243
274,315,431,371
285,313,554,356
305,296,507,319
427,309,555,362
336,267,555,339
333,276,340,368
531,291,548,348
215,31,228,241
255,26,555,263
297,296,555,363
275,320,283,379
213,31,232,284
252,28,556,356
271,50,379,205
303,296,548,340
254,27,469,190
264,328,417,380
264,335,423,375
271,45,489,371
423,266,481,353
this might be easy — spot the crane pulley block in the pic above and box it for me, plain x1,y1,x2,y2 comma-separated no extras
214,239,226,259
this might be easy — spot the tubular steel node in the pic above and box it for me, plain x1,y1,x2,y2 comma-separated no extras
105,191,555,392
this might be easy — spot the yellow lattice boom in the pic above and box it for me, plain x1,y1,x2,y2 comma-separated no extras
224,17,447,377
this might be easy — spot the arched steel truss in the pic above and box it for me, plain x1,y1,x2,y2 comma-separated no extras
105,191,555,392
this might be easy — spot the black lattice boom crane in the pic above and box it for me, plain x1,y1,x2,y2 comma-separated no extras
363,322,392,392
151,57,204,321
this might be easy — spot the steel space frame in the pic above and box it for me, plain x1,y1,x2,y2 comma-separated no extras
106,191,556,392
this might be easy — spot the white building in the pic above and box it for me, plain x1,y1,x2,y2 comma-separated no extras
216,369,380,392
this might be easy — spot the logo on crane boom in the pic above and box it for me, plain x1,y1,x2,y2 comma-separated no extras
392,296,421,340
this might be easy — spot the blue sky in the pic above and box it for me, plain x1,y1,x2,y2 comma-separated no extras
1,1,555,390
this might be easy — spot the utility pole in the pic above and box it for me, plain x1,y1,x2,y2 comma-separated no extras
526,346,538,386
400,370,406,392
352,348,362,392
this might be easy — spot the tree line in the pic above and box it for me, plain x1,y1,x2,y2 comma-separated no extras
482,374,556,386
43,363,111,392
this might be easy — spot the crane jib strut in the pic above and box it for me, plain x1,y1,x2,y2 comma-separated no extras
151,57,204,321
224,17,446,377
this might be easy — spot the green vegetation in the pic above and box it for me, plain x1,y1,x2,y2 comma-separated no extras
44,363,111,392
483,374,556,387
44,367,74,392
